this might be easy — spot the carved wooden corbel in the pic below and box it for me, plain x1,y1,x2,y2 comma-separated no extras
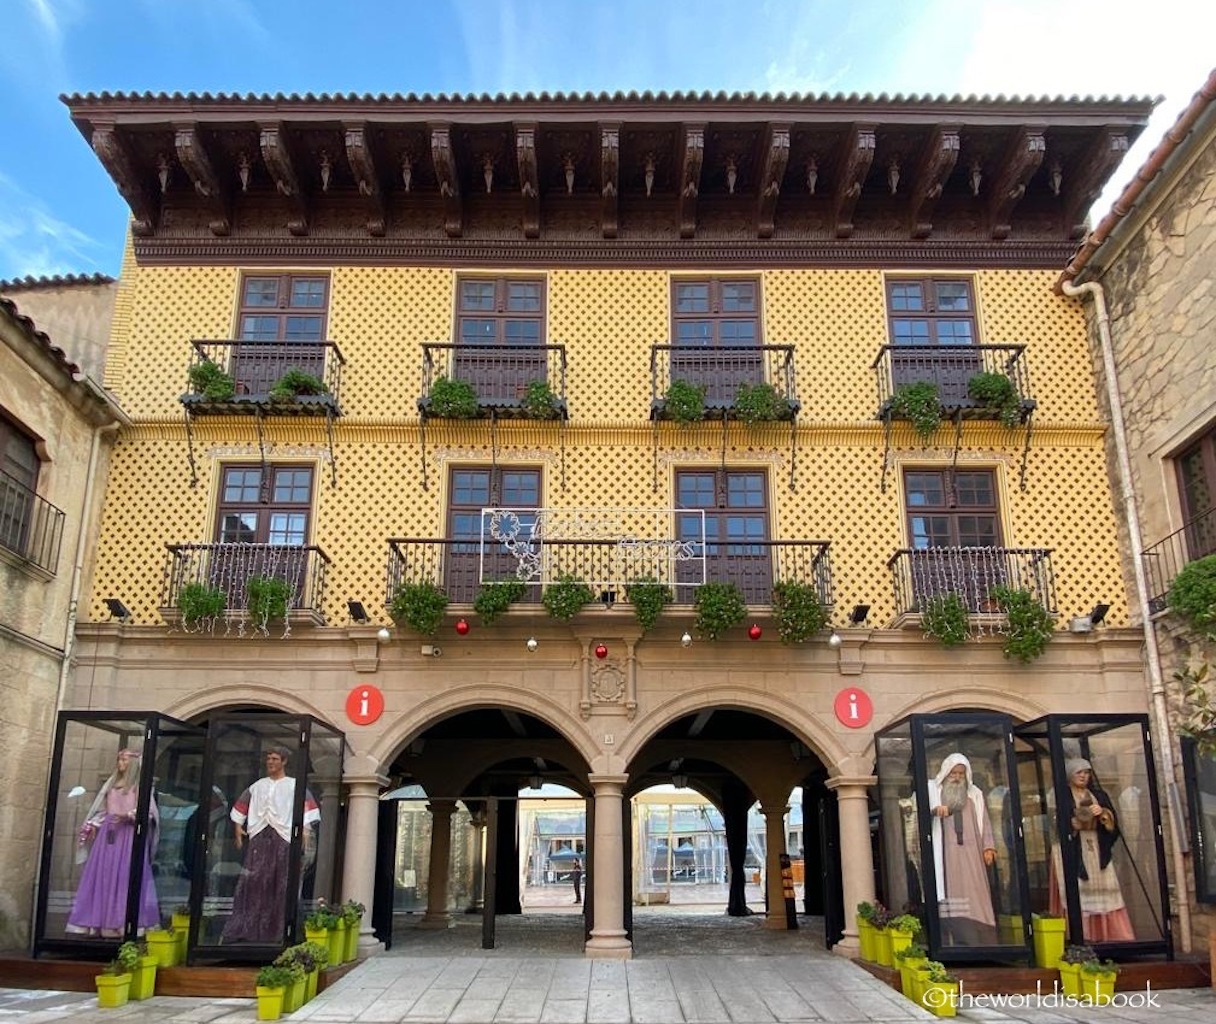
343,124,386,236
756,124,790,238
908,126,959,239
1062,127,1129,239
174,126,230,236
430,124,462,238
259,124,308,236
91,126,157,236
678,124,705,239
600,123,619,238
515,122,540,239
832,124,876,238
988,126,1046,239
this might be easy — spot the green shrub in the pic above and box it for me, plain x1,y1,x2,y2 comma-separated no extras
1177,662,1216,756
255,964,294,989
922,593,969,646
888,914,922,936
521,379,561,419
247,575,291,623
114,941,141,973
341,899,365,926
187,360,235,400
304,904,338,931
889,381,942,439
732,382,792,424
428,376,479,418
771,579,829,644
624,577,672,634
693,581,747,640
389,580,448,636
269,368,329,401
178,582,226,626
967,371,1022,428
542,576,596,620
473,579,528,624
663,379,706,423
1168,554,1216,639
990,585,1054,662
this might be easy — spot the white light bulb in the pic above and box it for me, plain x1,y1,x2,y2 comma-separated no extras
680,632,693,648
828,631,842,648
376,627,391,643
526,637,538,652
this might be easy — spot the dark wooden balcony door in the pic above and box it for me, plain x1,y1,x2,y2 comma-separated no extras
1178,427,1216,561
888,278,979,405
233,274,327,396
455,278,545,405
446,467,542,603
675,469,771,603
672,279,762,407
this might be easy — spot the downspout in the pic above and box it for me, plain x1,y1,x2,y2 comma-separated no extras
1059,278,1192,953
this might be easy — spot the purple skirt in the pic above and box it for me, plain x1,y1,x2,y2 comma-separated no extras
222,829,290,943
67,817,159,934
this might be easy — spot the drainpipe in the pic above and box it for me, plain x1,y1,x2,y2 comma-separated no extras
1059,277,1192,953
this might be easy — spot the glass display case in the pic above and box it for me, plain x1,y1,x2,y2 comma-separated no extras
35,712,205,957
189,713,344,961
875,713,1031,962
1181,738,1216,904
1015,714,1171,957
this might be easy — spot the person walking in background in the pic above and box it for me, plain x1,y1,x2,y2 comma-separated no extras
571,857,583,904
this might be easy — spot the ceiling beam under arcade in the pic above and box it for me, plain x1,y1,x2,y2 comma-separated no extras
1061,126,1130,239
678,123,705,239
515,122,540,239
173,126,230,236
907,125,960,239
832,123,876,238
600,123,620,238
756,123,790,239
687,709,715,738
987,126,1046,240
430,123,463,238
344,123,386,237
91,125,158,236
259,123,308,236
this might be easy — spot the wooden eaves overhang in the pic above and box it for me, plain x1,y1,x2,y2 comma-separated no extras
62,89,1155,268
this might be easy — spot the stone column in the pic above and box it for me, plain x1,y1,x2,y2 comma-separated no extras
584,773,632,959
420,799,457,929
341,776,388,955
465,808,486,913
760,803,791,929
826,775,877,957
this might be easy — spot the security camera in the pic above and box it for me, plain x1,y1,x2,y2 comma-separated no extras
431,645,442,658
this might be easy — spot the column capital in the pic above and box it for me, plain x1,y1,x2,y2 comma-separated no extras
587,773,629,795
344,774,390,796
759,803,791,817
426,798,460,816
825,775,877,794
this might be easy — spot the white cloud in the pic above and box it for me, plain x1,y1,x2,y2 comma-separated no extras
0,173,107,281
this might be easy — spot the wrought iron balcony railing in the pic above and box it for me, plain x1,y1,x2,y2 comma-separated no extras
887,546,1056,617
387,537,832,610
0,469,65,575
163,542,331,622
1143,505,1216,612
872,343,1033,422
650,344,799,421
180,340,345,415
418,343,568,418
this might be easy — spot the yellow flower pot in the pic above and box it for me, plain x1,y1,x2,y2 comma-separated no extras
305,968,319,1003
897,956,927,999
145,929,178,968
256,985,285,1021
1031,914,1065,968
327,920,346,966
1080,970,1117,1004
95,973,132,1008
888,928,914,959
171,912,190,963
128,955,158,1000
283,976,306,1013
873,926,893,967
919,980,958,1017
857,918,877,961
343,918,359,962
1058,962,1082,997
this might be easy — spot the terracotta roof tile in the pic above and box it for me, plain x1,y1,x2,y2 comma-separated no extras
0,272,115,291
0,296,82,377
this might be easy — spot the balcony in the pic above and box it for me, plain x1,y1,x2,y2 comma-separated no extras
0,469,65,575
872,343,1034,424
162,542,331,632
1143,506,1216,612
650,344,799,422
180,340,345,416
387,535,832,610
418,343,568,420
887,546,1056,618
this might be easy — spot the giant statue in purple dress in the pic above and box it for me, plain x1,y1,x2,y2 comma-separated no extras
66,749,160,936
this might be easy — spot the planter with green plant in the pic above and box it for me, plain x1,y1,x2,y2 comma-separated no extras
694,581,747,640
1057,944,1096,996
187,360,237,401
542,576,597,620
990,585,1054,662
922,593,970,647
1031,912,1066,968
886,913,922,960
389,580,449,636
247,575,292,626
126,941,159,1001
856,901,880,961
473,578,528,624
624,577,672,634
1177,662,1216,756
269,368,330,403
967,371,1022,428
732,382,792,424
919,961,959,1017
178,582,226,628
254,964,293,1021
145,927,178,967
342,899,365,962
300,940,330,999
171,904,190,962
304,902,337,947
95,955,135,1009
870,903,894,966
427,376,479,418
662,379,706,424
276,945,318,1006
326,915,347,968
1079,957,1120,1003
889,381,942,440
771,579,829,644
520,379,561,419
894,942,929,1001
1168,553,1216,639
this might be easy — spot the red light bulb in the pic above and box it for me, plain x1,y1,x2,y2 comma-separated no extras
594,643,608,659
455,618,470,635
748,623,762,640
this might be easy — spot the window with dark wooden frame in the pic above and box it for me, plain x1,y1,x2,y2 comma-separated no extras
1176,423,1216,561
0,414,40,559
675,468,770,603
233,273,329,396
455,277,546,405
446,465,542,603
671,278,762,405
886,277,979,404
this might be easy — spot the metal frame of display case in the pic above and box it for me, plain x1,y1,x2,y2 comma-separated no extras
1179,737,1216,905
875,711,1034,964
1015,713,1173,959
34,711,204,959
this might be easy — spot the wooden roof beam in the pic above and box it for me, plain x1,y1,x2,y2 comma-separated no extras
832,124,876,238
1062,126,1130,239
430,124,462,238
174,126,230,236
600,123,619,238
91,125,157,236
756,124,790,239
515,122,540,239
344,123,386,237
678,124,705,239
988,126,1046,240
907,126,960,239
259,123,308,236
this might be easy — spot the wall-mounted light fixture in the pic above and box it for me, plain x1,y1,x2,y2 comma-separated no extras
599,589,616,609
526,637,539,653
376,626,392,643
347,599,369,623
671,773,688,790
530,774,543,790
827,630,842,648
104,598,132,622
849,604,870,625
680,632,693,648
1089,602,1110,626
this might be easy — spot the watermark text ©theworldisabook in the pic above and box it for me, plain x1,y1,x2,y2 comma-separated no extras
919,980,1161,1011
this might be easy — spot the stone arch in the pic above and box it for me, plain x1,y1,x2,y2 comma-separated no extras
163,682,336,727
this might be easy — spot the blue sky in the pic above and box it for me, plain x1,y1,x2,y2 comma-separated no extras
1,0,1213,281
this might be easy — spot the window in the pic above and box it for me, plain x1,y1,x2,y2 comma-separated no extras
0,415,40,559
886,277,979,404
903,468,1004,610
454,277,546,405
675,468,770,602
232,273,329,395
446,466,541,602
1176,425,1216,560
671,278,762,404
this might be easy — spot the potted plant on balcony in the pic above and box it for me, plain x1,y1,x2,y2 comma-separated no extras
427,375,479,419
389,580,448,636
178,582,226,629
694,581,747,640
732,382,792,424
889,381,942,440
247,575,292,628
990,585,1054,662
625,577,672,634
542,575,596,620
473,578,528,624
521,379,561,419
1168,553,1216,639
662,379,706,424
921,593,970,647
186,360,236,401
967,371,1022,428
771,579,829,644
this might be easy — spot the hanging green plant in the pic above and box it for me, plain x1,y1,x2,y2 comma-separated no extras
520,379,561,419
186,360,236,400
247,575,292,624
473,578,528,624
889,381,942,439
921,593,969,647
771,579,829,644
624,577,673,634
663,379,706,424
693,581,747,640
1168,554,1216,639
389,580,449,636
1176,662,1216,756
989,585,1054,662
967,372,1022,428
269,368,329,402
178,582,226,627
542,576,596,620
731,382,792,424
427,376,480,418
